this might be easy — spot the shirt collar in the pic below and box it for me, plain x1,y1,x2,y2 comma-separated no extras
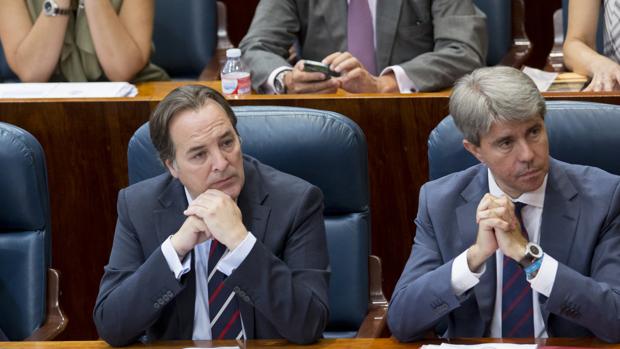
184,187,193,206
487,168,547,208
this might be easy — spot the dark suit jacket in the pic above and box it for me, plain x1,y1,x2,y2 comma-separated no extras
387,158,620,343
239,0,487,92
94,155,330,346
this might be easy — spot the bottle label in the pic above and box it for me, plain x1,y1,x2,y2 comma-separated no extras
221,72,251,95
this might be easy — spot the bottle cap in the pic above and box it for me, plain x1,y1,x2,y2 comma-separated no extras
226,48,241,58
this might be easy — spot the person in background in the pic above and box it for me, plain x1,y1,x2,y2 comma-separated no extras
388,66,620,342
239,0,487,94
564,0,620,91
93,85,329,346
0,0,169,82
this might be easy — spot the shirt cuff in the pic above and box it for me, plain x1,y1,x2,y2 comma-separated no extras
217,232,257,276
161,236,191,280
528,254,558,297
381,65,416,93
265,66,293,94
451,249,485,296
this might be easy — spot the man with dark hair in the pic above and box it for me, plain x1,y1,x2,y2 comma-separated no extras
388,67,620,342
94,85,329,346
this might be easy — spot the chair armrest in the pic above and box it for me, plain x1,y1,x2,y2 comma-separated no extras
25,268,68,341
199,1,234,80
356,255,389,338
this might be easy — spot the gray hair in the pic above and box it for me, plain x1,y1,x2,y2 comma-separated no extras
449,66,546,145
150,85,238,164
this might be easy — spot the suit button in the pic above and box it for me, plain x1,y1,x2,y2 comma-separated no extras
154,303,160,309
233,286,240,293
167,290,173,297
158,298,165,305
163,295,170,302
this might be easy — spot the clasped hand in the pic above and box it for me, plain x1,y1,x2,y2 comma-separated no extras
171,189,247,259
467,194,528,271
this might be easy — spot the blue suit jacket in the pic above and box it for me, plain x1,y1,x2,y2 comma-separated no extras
388,158,620,342
94,155,329,346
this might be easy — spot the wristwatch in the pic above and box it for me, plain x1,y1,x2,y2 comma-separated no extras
274,70,290,94
43,0,74,16
518,242,543,268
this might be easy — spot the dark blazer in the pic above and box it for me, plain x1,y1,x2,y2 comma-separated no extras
239,0,487,92
94,155,330,346
387,158,620,343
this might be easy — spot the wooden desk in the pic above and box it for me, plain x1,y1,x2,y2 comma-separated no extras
0,338,618,349
1,83,618,339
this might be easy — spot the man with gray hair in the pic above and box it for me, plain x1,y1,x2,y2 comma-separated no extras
94,85,329,346
387,67,620,342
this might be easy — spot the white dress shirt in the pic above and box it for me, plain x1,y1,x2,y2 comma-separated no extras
160,187,256,340
450,169,559,338
266,0,416,94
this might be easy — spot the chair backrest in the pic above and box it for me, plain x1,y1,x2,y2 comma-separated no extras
151,0,218,80
128,106,371,337
0,122,51,340
562,0,604,53
474,0,511,65
428,101,620,180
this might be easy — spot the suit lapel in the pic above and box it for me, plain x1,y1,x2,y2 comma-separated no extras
234,158,272,338
153,176,196,337
376,0,403,70
457,166,496,334
154,177,187,244
539,160,579,325
315,0,348,52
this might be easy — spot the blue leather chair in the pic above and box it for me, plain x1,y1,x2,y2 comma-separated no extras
152,0,218,80
0,122,66,341
474,0,512,66
428,101,620,180
127,106,388,338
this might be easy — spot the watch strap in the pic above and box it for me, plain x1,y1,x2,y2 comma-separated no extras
524,254,544,279
274,69,290,94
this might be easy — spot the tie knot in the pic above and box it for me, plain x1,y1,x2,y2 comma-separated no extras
514,201,526,214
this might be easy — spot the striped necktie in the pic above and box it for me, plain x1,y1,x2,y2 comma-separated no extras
207,240,244,340
501,202,534,338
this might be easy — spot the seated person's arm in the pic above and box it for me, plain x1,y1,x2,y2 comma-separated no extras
563,0,620,91
0,0,71,81
84,0,154,82
396,0,486,92
239,0,300,92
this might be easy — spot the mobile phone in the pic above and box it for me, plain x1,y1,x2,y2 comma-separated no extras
302,60,341,78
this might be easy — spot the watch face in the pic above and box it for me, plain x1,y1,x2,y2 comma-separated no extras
44,0,56,15
527,243,543,258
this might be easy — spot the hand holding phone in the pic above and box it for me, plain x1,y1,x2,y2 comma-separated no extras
302,60,341,79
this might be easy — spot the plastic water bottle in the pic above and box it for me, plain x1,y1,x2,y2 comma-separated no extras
221,48,251,95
